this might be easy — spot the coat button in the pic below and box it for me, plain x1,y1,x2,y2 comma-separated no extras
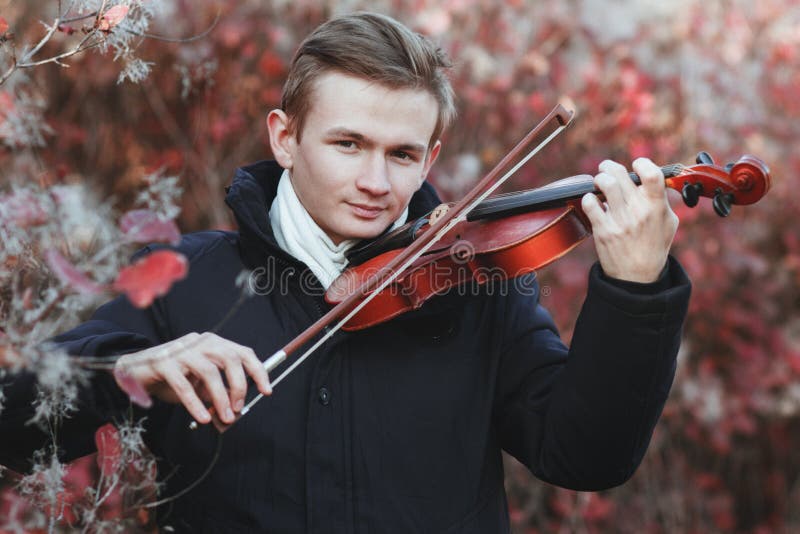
318,387,330,406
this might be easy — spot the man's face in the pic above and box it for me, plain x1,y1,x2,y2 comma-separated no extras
271,71,441,244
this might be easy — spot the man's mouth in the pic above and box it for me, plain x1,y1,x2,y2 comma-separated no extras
348,202,385,219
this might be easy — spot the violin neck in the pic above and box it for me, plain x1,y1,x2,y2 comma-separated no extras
467,163,683,220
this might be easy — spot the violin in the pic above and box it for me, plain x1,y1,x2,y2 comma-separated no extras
191,104,770,432
325,151,771,330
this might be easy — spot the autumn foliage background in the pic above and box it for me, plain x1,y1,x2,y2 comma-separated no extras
1,0,799,532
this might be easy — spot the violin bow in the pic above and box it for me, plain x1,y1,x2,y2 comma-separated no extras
191,103,575,432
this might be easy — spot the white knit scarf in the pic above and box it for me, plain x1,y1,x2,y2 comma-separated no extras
269,169,408,289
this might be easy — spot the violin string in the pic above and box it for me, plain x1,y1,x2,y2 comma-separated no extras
473,163,686,217
526,164,683,200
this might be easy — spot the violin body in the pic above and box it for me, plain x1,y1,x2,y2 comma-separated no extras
327,204,590,329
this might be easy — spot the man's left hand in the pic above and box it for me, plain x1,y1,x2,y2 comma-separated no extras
581,158,679,283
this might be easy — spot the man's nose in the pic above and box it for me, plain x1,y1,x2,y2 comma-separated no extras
355,155,391,196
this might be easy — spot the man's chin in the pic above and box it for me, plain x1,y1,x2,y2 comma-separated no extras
339,221,390,243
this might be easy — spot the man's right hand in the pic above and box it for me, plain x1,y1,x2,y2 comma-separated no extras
113,332,273,425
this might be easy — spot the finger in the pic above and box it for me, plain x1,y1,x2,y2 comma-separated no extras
191,360,235,424
192,333,246,412
593,172,627,216
219,354,248,413
632,157,666,200
163,369,211,424
599,159,637,199
220,339,273,397
173,332,201,354
198,342,247,410
146,337,189,367
190,377,213,403
239,347,273,397
581,192,608,229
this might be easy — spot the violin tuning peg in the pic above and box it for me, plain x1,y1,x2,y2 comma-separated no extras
712,190,734,217
681,182,703,208
696,151,715,165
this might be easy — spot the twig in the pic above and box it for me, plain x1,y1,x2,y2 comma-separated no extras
0,15,65,87
94,470,119,508
1,5,221,87
59,0,79,20
0,31,104,85
60,11,99,25
0,40,18,87
121,9,221,44
0,0,121,86
27,287,70,326
26,19,62,60
17,35,104,69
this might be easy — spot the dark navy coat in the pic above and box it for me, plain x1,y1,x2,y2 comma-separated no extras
0,160,691,533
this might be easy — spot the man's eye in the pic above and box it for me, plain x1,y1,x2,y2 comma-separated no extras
336,140,356,149
392,151,414,161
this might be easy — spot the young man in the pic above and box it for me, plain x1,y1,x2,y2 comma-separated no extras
0,12,690,533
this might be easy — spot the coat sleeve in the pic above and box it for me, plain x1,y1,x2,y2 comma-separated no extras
0,290,167,473
494,255,691,491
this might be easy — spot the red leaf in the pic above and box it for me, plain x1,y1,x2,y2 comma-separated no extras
45,249,107,295
21,287,33,310
113,250,188,308
217,20,247,48
113,367,153,408
0,16,8,36
0,340,20,367
94,424,121,476
582,493,615,522
258,51,285,78
0,91,14,117
712,507,736,531
694,472,724,490
119,209,181,245
98,5,129,32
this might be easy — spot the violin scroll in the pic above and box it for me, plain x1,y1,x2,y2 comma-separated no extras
672,152,771,217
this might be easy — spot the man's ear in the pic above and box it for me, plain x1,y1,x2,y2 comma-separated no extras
266,109,295,169
420,140,442,185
